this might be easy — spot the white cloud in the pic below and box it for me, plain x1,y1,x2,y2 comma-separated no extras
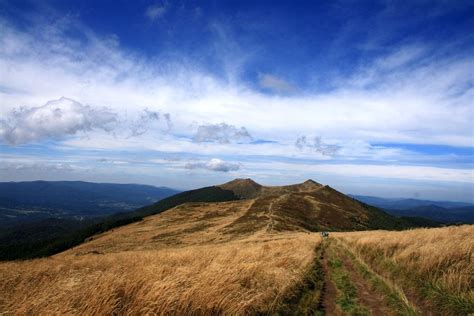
193,123,252,144
0,96,174,144
242,161,474,184
185,158,240,172
1,17,471,148
0,161,75,172
130,109,171,136
376,45,426,70
295,136,340,156
145,4,167,20
0,97,117,145
0,15,472,194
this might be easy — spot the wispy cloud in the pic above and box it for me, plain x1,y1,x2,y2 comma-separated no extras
0,8,472,200
145,3,167,21
1,16,471,147
376,45,426,70
0,161,76,172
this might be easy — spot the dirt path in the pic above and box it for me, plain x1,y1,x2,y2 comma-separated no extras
322,239,412,315
265,194,287,232
280,238,419,315
319,246,341,315
338,250,393,315
336,240,436,316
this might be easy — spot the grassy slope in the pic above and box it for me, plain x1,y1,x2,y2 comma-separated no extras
0,180,459,315
335,225,474,315
0,186,238,260
0,198,321,314
0,180,438,261
0,198,470,314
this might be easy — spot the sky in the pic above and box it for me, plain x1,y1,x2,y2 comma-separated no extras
0,0,473,202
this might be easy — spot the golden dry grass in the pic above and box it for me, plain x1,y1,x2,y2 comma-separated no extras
68,200,256,255
335,225,474,299
0,199,321,315
1,191,472,315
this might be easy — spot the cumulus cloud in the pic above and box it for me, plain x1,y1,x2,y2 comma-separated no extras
0,97,117,145
258,73,295,93
295,136,340,156
145,3,167,20
193,123,252,144
0,97,173,143
1,17,472,148
130,109,172,136
185,158,240,172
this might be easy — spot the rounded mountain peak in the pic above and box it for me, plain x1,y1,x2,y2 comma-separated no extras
218,178,262,199
299,179,323,190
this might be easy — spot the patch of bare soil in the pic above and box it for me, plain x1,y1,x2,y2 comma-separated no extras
338,251,393,315
320,246,342,315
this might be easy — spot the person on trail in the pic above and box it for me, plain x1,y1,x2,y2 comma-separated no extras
320,232,329,238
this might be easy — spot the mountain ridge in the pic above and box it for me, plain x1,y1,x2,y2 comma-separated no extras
0,178,438,260
62,178,437,258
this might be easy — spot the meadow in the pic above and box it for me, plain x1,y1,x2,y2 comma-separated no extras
0,198,322,315
0,194,472,315
335,225,474,314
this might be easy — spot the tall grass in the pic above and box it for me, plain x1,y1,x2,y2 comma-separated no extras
0,233,320,314
335,225,474,314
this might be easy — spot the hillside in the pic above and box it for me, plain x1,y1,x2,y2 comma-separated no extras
0,185,322,314
0,185,237,260
334,226,474,315
217,178,432,232
0,179,470,315
38,179,433,256
0,179,436,261
0,181,181,261
129,179,431,237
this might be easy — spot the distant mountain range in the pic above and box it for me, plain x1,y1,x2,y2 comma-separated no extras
0,181,180,227
350,195,474,224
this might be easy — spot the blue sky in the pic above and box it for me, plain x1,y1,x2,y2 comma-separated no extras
0,0,473,201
